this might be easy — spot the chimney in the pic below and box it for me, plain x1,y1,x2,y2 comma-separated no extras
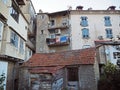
39,9,43,13
107,6,116,10
76,6,83,10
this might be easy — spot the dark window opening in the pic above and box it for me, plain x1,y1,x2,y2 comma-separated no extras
68,67,78,81
41,30,44,34
10,4,19,22
50,20,55,26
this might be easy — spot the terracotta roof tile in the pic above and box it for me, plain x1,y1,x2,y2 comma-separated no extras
23,48,96,67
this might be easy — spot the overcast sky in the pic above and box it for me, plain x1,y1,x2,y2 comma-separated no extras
31,0,120,13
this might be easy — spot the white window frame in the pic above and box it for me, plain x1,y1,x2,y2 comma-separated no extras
10,31,18,48
19,39,24,54
0,21,4,40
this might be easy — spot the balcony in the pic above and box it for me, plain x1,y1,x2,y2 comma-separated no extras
48,22,69,30
16,0,25,5
46,35,70,47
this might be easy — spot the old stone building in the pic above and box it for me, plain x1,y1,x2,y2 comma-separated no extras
19,48,99,90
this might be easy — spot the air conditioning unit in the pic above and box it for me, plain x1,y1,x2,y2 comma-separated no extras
98,36,103,40
55,29,61,34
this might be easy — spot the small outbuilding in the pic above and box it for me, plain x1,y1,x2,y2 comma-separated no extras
19,48,99,90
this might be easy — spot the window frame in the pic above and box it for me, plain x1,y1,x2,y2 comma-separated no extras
10,31,18,48
104,16,112,26
10,3,19,22
0,21,4,40
80,16,88,27
106,28,113,39
19,39,24,54
82,28,89,39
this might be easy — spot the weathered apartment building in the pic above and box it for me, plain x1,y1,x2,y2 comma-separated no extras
17,5,120,90
36,6,120,52
36,5,120,66
0,0,36,90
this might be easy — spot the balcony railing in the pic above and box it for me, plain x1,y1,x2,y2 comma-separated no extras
48,22,69,30
46,35,70,47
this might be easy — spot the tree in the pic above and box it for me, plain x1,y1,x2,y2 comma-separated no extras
0,73,5,90
98,61,120,90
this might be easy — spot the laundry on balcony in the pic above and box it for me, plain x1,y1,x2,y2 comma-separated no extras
56,36,60,43
60,36,68,43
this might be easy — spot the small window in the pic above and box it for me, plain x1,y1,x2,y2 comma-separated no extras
68,67,78,81
50,20,55,26
82,28,89,38
41,15,44,19
80,16,88,27
19,39,24,54
10,4,19,22
41,30,44,34
104,16,111,26
10,31,18,48
0,21,3,40
106,28,113,38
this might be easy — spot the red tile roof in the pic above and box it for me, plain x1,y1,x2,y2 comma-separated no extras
29,66,64,74
23,48,96,68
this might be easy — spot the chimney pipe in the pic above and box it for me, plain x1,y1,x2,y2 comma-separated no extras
107,6,116,10
76,6,83,10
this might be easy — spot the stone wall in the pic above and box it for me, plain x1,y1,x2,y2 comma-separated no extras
79,65,97,90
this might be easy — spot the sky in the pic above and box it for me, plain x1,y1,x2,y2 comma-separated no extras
31,0,120,13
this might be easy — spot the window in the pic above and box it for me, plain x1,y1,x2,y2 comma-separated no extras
10,4,19,22
0,21,3,40
40,15,44,19
19,39,24,54
68,67,78,81
10,31,18,48
82,28,89,38
50,20,55,26
106,28,113,38
80,16,88,27
41,30,44,34
104,16,111,26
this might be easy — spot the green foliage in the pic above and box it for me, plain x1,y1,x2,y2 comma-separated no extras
98,61,120,90
103,61,117,76
0,73,5,90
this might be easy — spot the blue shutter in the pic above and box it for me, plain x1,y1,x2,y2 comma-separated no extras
104,16,111,26
82,28,89,38
106,28,113,38
80,16,88,27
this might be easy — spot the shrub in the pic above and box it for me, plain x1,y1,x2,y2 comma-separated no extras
0,73,5,90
